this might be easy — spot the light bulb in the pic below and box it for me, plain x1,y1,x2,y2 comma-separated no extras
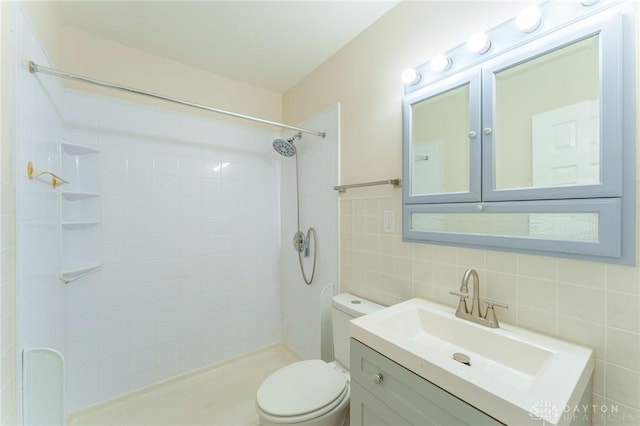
430,54,452,72
516,6,541,33
467,32,491,54
401,68,421,85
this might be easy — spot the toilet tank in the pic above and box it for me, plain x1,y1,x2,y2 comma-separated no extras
332,293,384,369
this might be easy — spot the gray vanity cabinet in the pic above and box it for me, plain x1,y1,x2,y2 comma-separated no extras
350,339,503,426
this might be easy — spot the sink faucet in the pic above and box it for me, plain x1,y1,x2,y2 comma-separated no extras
461,268,481,317
449,268,508,328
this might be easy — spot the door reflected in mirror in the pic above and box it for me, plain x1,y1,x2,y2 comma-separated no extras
493,35,600,190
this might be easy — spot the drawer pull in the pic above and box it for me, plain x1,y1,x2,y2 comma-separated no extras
372,373,384,384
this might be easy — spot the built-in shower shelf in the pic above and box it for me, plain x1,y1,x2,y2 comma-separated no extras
61,141,98,155
59,140,101,285
60,263,101,284
62,191,99,201
61,220,100,230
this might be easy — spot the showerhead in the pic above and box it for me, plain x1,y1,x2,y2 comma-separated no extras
272,132,302,157
272,138,296,157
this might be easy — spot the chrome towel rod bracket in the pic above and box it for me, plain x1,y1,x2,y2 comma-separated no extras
27,61,326,138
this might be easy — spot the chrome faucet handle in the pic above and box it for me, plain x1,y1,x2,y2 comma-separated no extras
484,300,509,310
449,291,469,315
483,300,509,328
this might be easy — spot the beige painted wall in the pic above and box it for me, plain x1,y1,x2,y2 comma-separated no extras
56,27,283,128
284,1,528,184
284,1,640,421
22,1,283,129
21,1,62,64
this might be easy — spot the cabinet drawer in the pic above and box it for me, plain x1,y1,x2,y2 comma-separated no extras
351,381,412,426
350,339,503,426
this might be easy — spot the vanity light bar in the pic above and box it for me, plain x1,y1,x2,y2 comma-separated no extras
467,32,492,54
516,6,543,33
401,68,421,85
430,54,452,72
402,0,621,93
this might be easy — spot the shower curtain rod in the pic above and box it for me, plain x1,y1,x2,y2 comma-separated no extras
27,61,326,138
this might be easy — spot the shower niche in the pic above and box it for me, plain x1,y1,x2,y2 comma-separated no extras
59,141,101,283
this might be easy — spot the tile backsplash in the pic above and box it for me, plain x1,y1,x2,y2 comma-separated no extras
340,189,640,425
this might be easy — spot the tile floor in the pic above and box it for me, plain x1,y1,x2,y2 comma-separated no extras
66,344,301,426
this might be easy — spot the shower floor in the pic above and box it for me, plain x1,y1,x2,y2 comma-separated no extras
66,344,301,426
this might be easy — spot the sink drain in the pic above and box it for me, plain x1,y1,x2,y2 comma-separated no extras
453,352,471,366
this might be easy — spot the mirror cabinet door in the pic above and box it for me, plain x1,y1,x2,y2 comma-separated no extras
483,19,622,201
404,71,481,203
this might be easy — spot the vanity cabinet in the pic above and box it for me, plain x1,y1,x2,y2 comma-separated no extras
402,3,635,264
350,339,503,426
59,141,101,283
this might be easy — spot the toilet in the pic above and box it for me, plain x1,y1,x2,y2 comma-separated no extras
255,293,384,426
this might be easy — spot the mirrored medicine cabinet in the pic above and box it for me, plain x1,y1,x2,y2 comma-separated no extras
402,1,635,264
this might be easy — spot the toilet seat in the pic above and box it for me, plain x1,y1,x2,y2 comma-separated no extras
256,360,349,422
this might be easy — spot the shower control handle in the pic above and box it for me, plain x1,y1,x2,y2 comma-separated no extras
293,231,306,253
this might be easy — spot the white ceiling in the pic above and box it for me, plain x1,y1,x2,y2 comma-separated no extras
53,1,399,93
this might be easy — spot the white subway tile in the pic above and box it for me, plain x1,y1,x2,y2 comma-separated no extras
67,314,99,343
557,315,605,360
101,149,128,172
98,354,128,384
558,283,605,324
516,306,556,336
67,361,99,393
606,264,640,295
156,321,181,345
557,258,605,289
98,378,129,402
607,291,640,333
65,91,98,127
517,276,557,312
606,328,640,370
129,326,156,352
66,339,98,369
605,364,640,409
128,368,156,392
517,254,556,281
129,348,155,374
127,150,155,173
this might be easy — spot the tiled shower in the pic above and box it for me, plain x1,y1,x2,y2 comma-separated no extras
15,7,338,416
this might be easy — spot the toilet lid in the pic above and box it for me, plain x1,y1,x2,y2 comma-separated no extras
256,360,348,417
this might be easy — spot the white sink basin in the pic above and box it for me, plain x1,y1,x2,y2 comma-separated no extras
350,298,594,425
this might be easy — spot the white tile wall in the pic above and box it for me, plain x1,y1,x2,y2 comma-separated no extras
0,2,17,423
63,90,282,412
0,178,16,426
341,190,640,425
14,6,66,424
